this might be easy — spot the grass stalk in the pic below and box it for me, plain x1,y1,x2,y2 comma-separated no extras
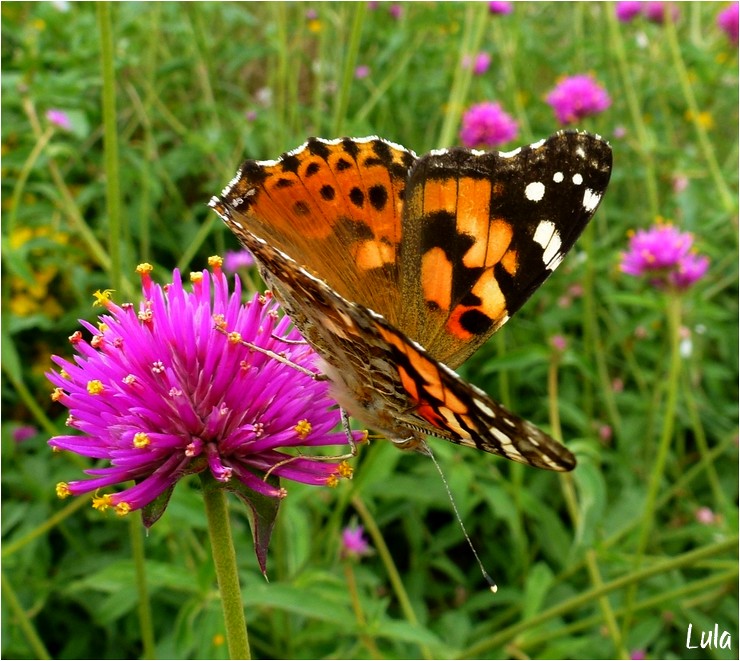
97,2,123,292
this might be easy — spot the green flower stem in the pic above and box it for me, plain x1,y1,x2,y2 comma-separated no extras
663,14,735,213
201,475,250,660
623,293,683,633
343,560,382,659
2,497,88,560
1,571,50,660
606,5,659,219
458,534,737,659
129,517,156,660
331,2,367,136
97,2,123,293
437,2,489,147
548,350,625,657
351,494,433,661
523,567,737,650
6,124,54,235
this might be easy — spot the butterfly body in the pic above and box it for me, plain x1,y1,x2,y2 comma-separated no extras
210,132,612,472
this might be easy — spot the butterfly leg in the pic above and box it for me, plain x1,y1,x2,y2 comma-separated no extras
214,325,327,381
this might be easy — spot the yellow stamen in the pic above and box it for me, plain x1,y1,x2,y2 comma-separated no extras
115,502,131,517
294,419,312,439
208,255,223,268
190,271,203,284
337,461,354,479
136,263,153,275
51,387,65,402
92,493,113,512
133,432,151,448
213,313,227,330
87,380,104,395
56,482,71,498
92,289,114,307
228,331,242,344
326,474,339,488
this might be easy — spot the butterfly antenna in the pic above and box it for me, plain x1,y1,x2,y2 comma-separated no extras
423,441,498,593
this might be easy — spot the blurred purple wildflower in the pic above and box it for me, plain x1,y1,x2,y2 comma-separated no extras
630,650,647,661
550,335,568,352
305,8,318,20
616,1,642,21
695,506,717,525
546,75,611,125
717,3,739,45
459,101,518,148
463,52,492,75
13,425,38,443
619,223,709,290
354,65,371,80
245,110,258,122
488,1,513,14
47,259,360,524
46,109,72,131
643,1,679,24
223,249,255,273
388,3,403,19
341,524,371,558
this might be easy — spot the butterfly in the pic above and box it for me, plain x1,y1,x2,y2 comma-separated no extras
209,131,612,472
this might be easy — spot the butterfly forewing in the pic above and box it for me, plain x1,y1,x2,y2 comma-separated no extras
399,132,612,368
215,136,416,326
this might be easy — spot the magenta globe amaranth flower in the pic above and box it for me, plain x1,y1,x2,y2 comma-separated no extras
615,1,642,22
341,524,372,558
459,101,518,148
46,109,72,131
48,259,362,545
488,1,513,15
717,3,739,45
619,223,709,290
546,75,611,126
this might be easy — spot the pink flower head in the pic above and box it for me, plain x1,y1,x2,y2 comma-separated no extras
550,335,568,352
643,1,679,24
47,260,362,547
619,223,709,290
388,3,403,19
354,65,371,80
488,1,513,14
463,52,492,76
717,3,739,45
459,102,518,148
341,524,371,558
546,75,611,126
223,249,255,272
46,109,72,131
13,425,38,443
616,1,642,22
695,506,716,525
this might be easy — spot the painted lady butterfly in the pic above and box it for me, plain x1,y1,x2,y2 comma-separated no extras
210,131,612,472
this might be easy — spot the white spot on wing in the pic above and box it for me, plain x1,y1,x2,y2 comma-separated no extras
572,173,583,185
583,188,602,212
553,172,564,183
525,181,545,202
533,220,562,266
499,147,521,158
529,138,546,150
